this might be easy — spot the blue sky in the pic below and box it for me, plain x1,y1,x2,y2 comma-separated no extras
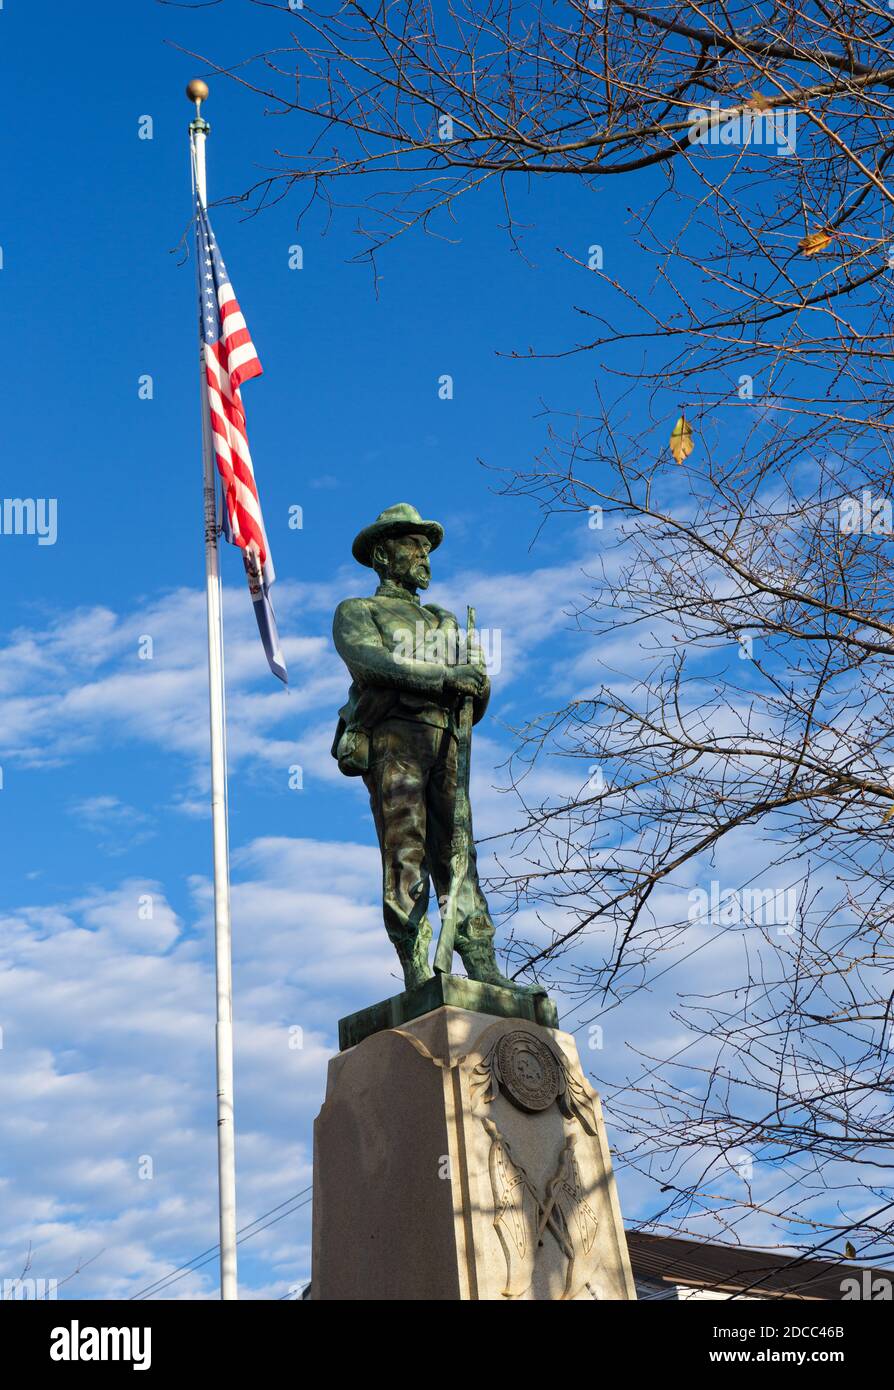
1,1,872,1299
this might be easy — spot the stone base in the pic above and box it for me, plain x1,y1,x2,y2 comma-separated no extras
338,973,559,1051
312,1005,636,1301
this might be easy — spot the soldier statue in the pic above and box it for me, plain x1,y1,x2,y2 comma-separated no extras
332,502,533,995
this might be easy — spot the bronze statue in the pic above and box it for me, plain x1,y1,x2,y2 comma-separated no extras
332,502,524,994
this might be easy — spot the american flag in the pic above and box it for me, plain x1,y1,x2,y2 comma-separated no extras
195,196,287,684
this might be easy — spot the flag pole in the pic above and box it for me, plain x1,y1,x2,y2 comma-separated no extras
187,77,238,1301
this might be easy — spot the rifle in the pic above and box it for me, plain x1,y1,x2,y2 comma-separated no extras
434,605,477,976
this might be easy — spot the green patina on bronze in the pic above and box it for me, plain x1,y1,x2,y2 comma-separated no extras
338,975,560,1052
331,503,552,1028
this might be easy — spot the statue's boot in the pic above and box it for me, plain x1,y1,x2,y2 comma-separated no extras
457,919,546,997
395,919,434,992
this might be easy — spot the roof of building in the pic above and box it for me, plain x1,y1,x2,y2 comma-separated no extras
626,1230,893,1300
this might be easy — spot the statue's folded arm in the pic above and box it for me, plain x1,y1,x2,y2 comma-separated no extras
333,597,449,695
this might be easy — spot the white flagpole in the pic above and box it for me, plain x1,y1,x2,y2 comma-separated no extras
187,78,238,1301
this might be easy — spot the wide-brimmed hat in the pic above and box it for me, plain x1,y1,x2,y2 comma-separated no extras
351,502,444,567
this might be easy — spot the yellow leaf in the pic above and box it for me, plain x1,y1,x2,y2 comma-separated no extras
670,415,694,464
798,229,833,257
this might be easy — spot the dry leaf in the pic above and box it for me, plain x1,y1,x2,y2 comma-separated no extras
670,415,694,464
798,229,833,257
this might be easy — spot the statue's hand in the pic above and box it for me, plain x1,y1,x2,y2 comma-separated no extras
446,662,487,697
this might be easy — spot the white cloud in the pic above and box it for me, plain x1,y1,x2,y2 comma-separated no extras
0,839,397,1299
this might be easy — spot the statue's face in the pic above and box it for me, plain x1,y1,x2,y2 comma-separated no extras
380,532,432,592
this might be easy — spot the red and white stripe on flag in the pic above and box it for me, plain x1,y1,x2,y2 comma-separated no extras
204,300,269,565
195,197,287,683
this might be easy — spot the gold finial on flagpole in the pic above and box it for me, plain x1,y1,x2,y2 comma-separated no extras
186,78,209,111
186,78,210,131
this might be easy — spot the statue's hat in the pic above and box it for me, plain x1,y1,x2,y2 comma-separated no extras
352,502,444,567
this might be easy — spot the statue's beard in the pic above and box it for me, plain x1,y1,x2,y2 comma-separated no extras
391,563,430,591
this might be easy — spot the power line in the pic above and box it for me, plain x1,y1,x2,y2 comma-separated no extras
129,1186,312,1301
141,1195,314,1301
136,1193,312,1301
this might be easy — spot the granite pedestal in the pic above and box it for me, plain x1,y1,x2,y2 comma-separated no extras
312,997,636,1301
